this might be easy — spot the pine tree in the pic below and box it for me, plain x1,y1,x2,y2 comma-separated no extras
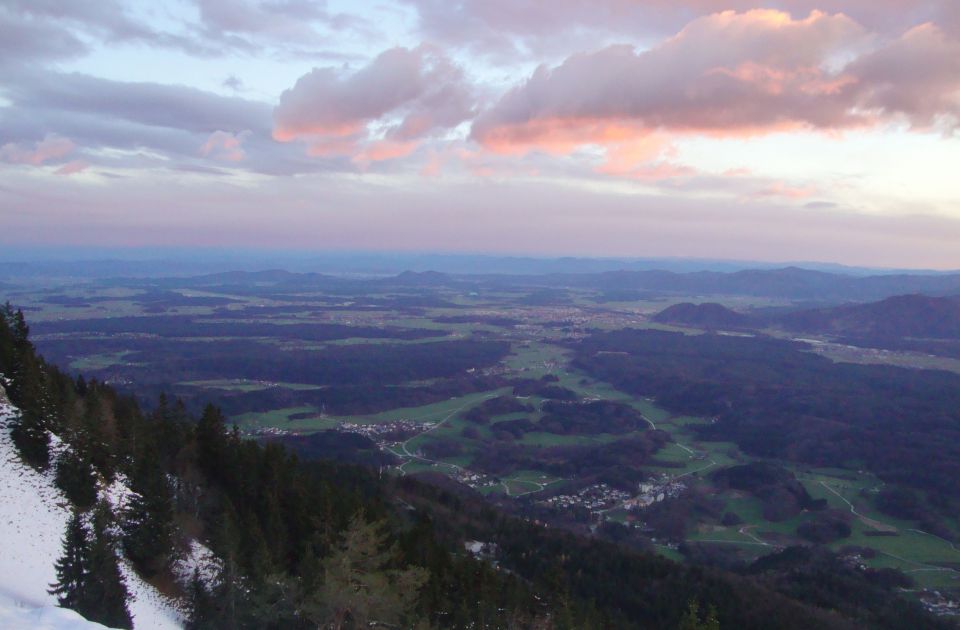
678,599,721,630
196,404,228,478
75,388,115,478
49,511,90,611
305,512,429,630
206,504,244,630
82,501,133,629
55,448,99,510
187,568,218,630
122,450,175,576
9,351,52,469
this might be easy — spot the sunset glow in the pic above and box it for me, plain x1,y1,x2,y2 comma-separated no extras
2,1,959,267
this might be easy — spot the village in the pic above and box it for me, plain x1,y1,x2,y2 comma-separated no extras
539,475,687,518
540,483,633,512
624,476,687,510
336,419,436,441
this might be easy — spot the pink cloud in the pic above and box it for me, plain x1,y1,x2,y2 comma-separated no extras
471,10,960,157
0,133,75,166
199,130,250,162
273,45,474,163
420,150,444,177
405,0,959,54
756,181,819,199
55,160,89,176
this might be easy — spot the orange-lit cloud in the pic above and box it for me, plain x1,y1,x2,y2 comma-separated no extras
273,45,474,164
756,181,819,199
471,10,960,160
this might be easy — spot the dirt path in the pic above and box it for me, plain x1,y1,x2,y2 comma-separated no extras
818,481,898,533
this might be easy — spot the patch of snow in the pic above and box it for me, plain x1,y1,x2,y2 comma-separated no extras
119,561,183,630
0,592,112,629
172,540,220,589
0,394,185,630
102,475,136,513
0,400,72,609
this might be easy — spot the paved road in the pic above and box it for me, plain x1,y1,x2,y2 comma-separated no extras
395,394,498,474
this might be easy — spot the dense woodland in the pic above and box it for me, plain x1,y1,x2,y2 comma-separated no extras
573,329,960,531
1,305,955,629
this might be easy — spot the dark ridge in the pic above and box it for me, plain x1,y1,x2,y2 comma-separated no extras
653,302,754,329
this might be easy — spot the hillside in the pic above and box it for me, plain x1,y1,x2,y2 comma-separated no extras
652,302,754,329
0,388,181,630
779,294,960,339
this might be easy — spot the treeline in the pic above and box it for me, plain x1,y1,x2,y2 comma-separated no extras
32,314,445,342
210,375,510,417
37,336,510,390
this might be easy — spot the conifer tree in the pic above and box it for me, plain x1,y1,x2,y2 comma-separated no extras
55,448,99,510
9,351,52,468
305,512,429,630
83,501,133,629
196,404,228,478
49,511,90,610
678,599,721,630
122,449,176,576
76,388,115,478
206,504,244,630
187,568,218,630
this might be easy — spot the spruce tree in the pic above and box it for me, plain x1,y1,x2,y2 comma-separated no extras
187,568,217,630
55,448,99,510
196,404,228,476
9,351,52,469
49,511,90,611
122,450,175,576
678,599,721,630
82,501,133,629
306,512,429,629
76,389,115,478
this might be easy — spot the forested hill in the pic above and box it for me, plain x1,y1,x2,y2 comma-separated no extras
652,303,754,330
778,294,960,339
0,304,952,629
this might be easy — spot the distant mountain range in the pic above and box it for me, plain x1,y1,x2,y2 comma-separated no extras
78,266,960,304
528,267,960,301
1,250,957,283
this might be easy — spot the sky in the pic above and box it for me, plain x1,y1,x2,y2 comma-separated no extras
1,1,960,269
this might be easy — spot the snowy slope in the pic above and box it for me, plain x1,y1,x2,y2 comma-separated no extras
0,388,184,630
0,592,110,629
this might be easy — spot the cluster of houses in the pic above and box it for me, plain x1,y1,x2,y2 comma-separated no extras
250,426,291,437
540,483,633,512
447,468,500,490
919,591,959,617
336,419,435,441
623,476,687,510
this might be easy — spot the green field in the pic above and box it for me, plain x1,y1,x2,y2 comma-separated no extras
69,351,140,370
182,379,324,392
233,406,324,431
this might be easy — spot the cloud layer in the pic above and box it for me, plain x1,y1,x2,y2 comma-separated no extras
2,1,960,268
472,10,960,157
